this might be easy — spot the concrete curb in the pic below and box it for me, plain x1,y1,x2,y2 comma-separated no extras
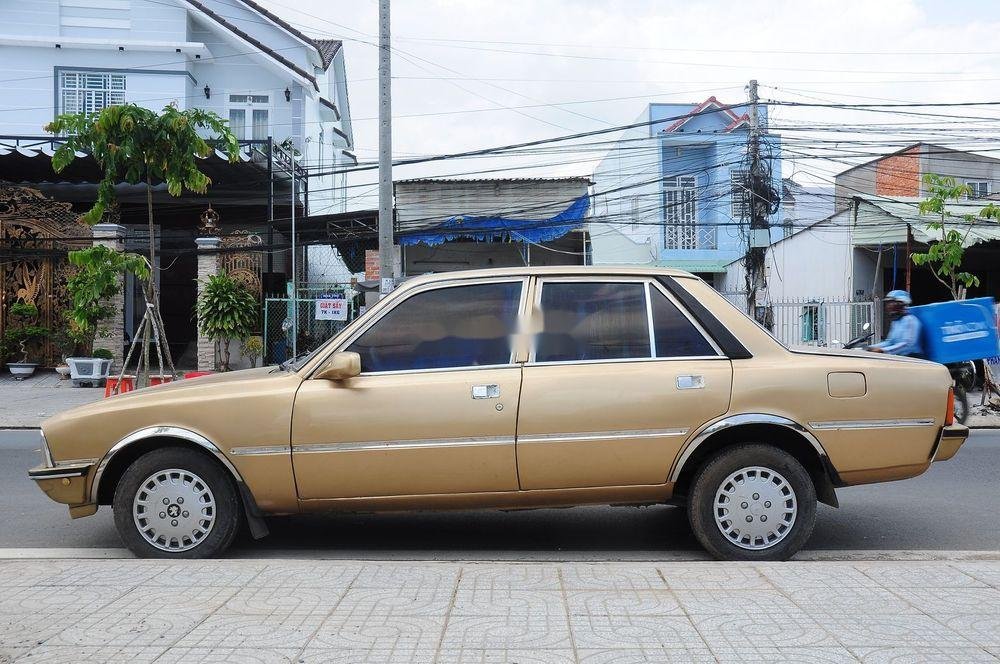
1,548,999,561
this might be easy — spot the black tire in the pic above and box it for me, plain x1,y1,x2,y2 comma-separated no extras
112,447,242,559
687,444,817,561
954,385,969,425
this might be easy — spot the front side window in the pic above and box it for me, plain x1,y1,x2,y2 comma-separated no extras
60,71,126,116
535,282,650,362
346,281,522,373
228,94,270,142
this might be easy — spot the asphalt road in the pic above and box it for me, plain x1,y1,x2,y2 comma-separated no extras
2,429,998,558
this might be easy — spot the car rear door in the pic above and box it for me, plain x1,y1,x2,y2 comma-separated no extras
291,277,527,500
515,277,733,490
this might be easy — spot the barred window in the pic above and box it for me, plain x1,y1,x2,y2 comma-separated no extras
60,72,126,116
731,169,752,219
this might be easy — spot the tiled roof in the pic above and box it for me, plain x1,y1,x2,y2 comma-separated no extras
313,39,343,70
184,0,320,90
234,0,341,69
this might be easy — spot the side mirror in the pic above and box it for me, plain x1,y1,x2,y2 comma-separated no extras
315,351,361,381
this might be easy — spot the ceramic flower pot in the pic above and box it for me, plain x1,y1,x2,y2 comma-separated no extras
8,362,38,380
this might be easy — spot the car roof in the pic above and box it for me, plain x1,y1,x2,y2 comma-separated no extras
398,265,696,287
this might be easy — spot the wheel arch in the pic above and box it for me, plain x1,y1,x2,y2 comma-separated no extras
91,426,245,505
670,414,840,508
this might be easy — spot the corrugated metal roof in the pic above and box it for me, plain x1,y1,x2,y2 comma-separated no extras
853,196,1000,247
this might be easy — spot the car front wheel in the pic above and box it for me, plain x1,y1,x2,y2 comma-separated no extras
112,447,241,558
687,444,817,561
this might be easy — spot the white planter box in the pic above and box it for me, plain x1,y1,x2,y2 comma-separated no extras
66,357,112,387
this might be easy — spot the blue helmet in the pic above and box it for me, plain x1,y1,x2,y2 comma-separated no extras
886,290,912,305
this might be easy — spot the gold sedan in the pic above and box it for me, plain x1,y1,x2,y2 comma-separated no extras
28,267,968,560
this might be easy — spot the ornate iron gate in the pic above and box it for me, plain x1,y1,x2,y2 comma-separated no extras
0,185,91,366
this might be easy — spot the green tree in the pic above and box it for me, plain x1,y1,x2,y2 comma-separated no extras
911,174,992,300
65,245,150,353
45,103,239,381
196,274,259,371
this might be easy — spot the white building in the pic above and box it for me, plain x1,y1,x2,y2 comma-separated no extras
2,0,355,214
0,0,357,367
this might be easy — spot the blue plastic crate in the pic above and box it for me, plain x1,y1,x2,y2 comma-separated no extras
909,297,999,364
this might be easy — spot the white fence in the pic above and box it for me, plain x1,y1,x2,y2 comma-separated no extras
768,298,881,349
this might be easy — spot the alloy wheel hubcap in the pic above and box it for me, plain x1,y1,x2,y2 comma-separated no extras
132,468,216,552
713,466,797,550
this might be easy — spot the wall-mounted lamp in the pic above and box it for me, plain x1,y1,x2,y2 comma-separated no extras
203,85,211,99
118,46,125,52
284,87,291,102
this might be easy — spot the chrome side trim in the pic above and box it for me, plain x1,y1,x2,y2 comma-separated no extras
229,445,290,456
90,426,246,504
808,418,936,430
517,428,689,444
669,413,829,483
292,436,514,454
293,436,515,454
29,469,88,480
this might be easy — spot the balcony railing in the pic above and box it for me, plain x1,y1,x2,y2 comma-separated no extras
664,224,717,250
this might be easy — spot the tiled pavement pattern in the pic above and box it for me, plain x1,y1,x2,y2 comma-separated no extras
1,560,999,663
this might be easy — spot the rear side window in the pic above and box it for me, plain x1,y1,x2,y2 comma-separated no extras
347,281,522,372
650,287,717,357
535,282,650,362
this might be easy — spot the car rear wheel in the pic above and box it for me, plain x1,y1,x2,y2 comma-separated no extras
687,444,817,561
112,447,241,558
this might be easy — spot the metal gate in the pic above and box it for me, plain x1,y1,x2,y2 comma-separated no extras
0,185,92,366
769,297,880,349
263,285,359,364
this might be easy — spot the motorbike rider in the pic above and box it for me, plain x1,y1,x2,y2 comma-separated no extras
867,290,923,357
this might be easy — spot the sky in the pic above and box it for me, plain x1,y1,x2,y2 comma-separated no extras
256,0,1000,210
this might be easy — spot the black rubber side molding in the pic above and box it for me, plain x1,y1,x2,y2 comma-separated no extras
657,276,753,360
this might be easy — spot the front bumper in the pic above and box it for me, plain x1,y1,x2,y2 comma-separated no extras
932,423,969,462
27,429,95,507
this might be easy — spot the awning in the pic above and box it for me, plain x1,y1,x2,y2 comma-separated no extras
0,138,295,204
853,196,1000,248
398,195,590,247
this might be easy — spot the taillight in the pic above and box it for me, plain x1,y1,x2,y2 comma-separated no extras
945,387,955,426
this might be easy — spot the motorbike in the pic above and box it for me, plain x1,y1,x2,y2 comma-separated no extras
841,324,971,424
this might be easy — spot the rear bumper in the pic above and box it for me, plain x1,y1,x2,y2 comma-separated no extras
932,424,969,462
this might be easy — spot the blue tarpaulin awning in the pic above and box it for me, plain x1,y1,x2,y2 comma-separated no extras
399,195,589,247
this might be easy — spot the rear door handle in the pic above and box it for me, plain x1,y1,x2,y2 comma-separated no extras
472,384,501,399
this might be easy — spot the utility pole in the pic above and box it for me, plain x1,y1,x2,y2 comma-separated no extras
377,0,394,297
745,79,770,326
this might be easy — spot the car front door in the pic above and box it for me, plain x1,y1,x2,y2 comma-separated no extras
515,277,733,490
291,278,526,500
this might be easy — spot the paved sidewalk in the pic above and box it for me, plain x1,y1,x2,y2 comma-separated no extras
1,559,999,663
0,371,103,428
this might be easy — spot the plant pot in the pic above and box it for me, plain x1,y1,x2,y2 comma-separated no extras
66,357,112,387
55,363,71,380
7,362,38,380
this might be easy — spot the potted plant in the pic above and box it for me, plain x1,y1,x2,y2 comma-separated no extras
51,327,77,380
64,245,149,387
196,274,258,371
4,302,49,379
243,335,263,368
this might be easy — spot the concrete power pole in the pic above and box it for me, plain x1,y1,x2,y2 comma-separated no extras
377,0,394,297
746,79,770,324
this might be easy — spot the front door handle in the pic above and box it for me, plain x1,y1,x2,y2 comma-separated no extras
472,384,501,399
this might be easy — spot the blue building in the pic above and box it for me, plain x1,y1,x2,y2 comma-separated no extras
589,97,782,286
